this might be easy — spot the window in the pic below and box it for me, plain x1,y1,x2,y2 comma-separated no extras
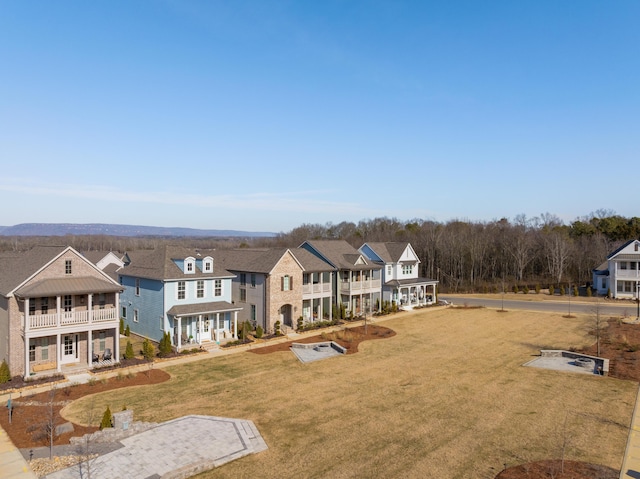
632,262,637,271
240,288,247,302
29,343,35,362
197,280,204,298
214,279,222,296
402,264,413,275
185,257,195,274
99,331,106,351
65,259,72,275
251,274,256,287
177,281,186,300
203,258,213,272
621,262,628,270
63,295,72,313
303,273,310,285
41,298,48,314
133,309,139,322
122,306,127,319
135,278,140,296
387,265,392,276
41,338,48,361
251,304,256,323
282,275,292,291
29,300,35,315
240,273,246,286
98,293,105,309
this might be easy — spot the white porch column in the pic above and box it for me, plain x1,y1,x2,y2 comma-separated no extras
177,316,182,352
24,334,30,380
56,333,62,372
233,311,238,340
56,296,61,327
215,313,220,343
24,298,30,333
197,315,202,345
114,326,120,362
87,294,93,323
88,330,93,366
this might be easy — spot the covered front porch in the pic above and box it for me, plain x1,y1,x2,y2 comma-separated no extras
167,301,242,351
387,279,438,309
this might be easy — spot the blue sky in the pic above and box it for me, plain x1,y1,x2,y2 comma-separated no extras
1,1,638,233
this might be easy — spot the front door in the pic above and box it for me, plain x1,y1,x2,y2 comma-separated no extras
61,334,78,364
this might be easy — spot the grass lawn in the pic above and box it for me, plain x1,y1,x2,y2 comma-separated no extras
62,308,637,479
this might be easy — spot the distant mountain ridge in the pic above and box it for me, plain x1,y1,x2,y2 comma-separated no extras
0,223,276,238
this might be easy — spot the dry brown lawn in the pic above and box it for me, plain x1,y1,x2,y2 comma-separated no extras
62,308,637,479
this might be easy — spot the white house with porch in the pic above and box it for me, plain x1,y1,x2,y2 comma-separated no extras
592,239,640,299
359,242,438,309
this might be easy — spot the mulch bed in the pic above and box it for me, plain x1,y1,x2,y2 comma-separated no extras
0,369,170,449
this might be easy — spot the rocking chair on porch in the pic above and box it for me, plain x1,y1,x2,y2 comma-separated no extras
102,348,112,361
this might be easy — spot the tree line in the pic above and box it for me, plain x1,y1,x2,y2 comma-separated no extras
2,210,638,293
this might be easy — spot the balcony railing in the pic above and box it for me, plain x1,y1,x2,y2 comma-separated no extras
340,279,381,293
616,270,640,279
302,283,332,294
24,307,118,331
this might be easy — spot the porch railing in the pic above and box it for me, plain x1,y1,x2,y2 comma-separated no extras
25,307,118,330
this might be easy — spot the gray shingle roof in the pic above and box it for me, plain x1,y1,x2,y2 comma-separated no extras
0,245,68,296
302,240,380,271
362,242,411,263
167,301,241,317
215,248,295,274
291,248,334,272
16,276,123,297
120,245,234,281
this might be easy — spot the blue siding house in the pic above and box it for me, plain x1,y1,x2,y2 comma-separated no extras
119,246,241,350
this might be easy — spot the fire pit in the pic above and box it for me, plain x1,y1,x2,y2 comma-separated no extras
574,357,595,370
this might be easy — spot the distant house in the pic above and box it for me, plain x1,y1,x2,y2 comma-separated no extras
0,246,123,379
593,239,640,299
118,246,241,350
359,242,438,308
300,240,382,316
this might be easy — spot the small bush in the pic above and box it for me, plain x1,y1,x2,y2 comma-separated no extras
573,285,579,297
522,285,529,295
119,318,125,335
0,359,11,384
274,320,281,336
142,339,155,361
125,325,131,337
124,341,135,360
158,332,172,357
255,325,264,339
586,286,592,297
512,285,519,294
100,406,113,429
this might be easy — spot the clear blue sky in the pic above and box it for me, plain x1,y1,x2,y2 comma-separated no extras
1,1,638,233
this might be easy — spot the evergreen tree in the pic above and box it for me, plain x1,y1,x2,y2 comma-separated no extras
100,406,113,430
124,341,135,360
0,359,11,383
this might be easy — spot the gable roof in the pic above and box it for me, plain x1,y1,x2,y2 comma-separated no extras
120,245,233,281
301,240,380,271
291,248,335,272
361,242,413,263
0,245,68,296
216,248,304,274
607,239,640,260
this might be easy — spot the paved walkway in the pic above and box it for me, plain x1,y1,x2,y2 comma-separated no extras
0,425,36,479
619,385,640,479
43,415,267,479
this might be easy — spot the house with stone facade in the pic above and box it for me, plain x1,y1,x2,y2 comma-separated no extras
592,239,640,299
0,246,123,379
359,242,438,309
118,246,241,350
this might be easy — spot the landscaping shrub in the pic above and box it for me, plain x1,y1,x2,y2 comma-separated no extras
535,284,541,294
0,360,10,384
512,285,519,294
522,285,529,294
100,406,113,429
549,285,555,295
158,332,172,357
274,320,281,336
124,341,135,360
573,285,579,297
587,286,592,297
255,325,264,339
119,318,125,335
142,339,155,361
125,325,130,337
297,316,304,330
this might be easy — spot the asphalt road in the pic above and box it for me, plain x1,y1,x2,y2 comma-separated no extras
440,295,640,317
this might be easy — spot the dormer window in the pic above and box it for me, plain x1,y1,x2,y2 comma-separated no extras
65,259,72,275
185,257,195,274
203,257,213,273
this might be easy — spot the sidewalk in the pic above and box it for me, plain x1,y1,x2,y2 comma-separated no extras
0,425,36,479
619,385,640,479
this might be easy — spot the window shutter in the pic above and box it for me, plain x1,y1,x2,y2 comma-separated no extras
281,277,284,291
290,277,293,289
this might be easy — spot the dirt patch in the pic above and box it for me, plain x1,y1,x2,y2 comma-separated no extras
0,369,170,449
496,460,618,479
249,324,396,355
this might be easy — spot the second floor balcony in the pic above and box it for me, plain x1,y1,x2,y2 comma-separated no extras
24,307,119,331
340,278,381,293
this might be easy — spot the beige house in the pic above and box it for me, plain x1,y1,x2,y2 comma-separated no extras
0,246,122,379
